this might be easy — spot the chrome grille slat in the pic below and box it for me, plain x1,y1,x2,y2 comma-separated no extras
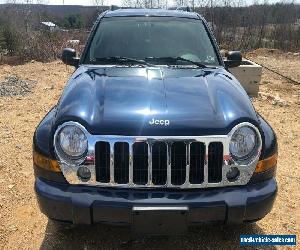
147,142,152,185
185,142,191,186
109,141,115,184
204,143,209,183
128,142,133,185
166,142,172,187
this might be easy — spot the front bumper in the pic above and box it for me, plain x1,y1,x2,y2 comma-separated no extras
35,177,277,226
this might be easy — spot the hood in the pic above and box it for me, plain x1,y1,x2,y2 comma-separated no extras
54,66,258,136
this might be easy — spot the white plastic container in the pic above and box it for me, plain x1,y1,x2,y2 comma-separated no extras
229,59,262,97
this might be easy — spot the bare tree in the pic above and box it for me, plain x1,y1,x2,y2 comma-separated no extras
35,0,50,4
122,0,168,8
91,0,105,7
174,0,190,6
6,0,19,3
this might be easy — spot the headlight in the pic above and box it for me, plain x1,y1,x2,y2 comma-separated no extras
229,125,258,161
54,123,88,163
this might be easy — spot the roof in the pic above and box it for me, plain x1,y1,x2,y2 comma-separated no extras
104,9,200,19
41,22,56,27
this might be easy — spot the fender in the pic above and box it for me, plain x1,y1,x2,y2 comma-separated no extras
33,107,68,183
248,114,278,184
33,107,57,159
258,114,277,160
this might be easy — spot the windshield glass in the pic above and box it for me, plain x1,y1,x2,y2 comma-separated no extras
84,17,220,66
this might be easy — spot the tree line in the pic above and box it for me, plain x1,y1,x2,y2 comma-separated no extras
0,2,299,63
198,3,300,51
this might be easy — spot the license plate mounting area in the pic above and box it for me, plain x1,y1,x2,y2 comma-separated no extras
132,206,189,236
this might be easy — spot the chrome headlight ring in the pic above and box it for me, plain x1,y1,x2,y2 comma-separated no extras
228,122,262,166
53,121,89,166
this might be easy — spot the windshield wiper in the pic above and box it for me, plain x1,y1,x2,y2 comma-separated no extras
145,56,207,68
93,56,154,67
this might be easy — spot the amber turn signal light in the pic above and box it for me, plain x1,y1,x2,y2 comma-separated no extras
255,153,277,173
33,150,61,172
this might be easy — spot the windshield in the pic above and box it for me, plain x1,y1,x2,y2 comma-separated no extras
84,17,220,66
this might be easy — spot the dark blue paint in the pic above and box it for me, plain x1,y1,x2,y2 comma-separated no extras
258,115,277,159
33,107,56,158
54,67,258,136
35,177,277,225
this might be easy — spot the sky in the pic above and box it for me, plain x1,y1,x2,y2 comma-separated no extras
0,0,299,5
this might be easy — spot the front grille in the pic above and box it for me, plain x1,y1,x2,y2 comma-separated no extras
95,139,224,187
189,142,205,184
152,142,167,185
171,142,186,185
133,142,148,185
95,141,110,183
208,142,223,183
114,142,129,184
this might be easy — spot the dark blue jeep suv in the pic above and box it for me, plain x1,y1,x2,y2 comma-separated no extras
33,9,278,235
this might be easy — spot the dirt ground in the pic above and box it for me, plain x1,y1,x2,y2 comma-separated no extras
0,52,299,249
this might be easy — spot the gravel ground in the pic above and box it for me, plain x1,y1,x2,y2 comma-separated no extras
0,54,299,250
0,75,36,97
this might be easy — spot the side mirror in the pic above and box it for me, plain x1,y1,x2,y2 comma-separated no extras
62,48,79,67
224,51,242,68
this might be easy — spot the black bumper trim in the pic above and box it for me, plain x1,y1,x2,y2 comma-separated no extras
35,177,277,225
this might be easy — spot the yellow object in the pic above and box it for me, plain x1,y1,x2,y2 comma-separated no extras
33,150,61,172
255,153,277,173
